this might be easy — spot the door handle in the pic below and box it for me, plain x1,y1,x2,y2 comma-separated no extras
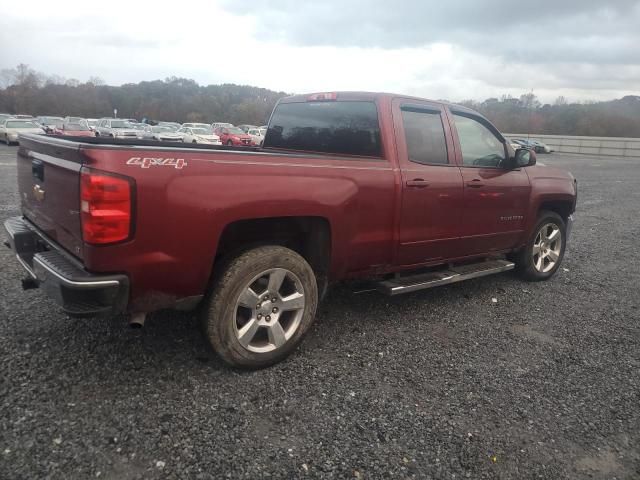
406,179,430,188
466,179,484,188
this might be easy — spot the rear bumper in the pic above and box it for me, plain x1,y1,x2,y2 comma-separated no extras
3,216,129,317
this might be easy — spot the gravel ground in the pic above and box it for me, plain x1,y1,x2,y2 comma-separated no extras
1,143,639,479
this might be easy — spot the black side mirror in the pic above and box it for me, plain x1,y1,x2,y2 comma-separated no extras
514,148,536,168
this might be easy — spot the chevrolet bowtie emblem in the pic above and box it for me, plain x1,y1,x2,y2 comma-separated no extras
33,184,45,202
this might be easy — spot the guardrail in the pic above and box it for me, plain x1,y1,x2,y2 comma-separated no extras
504,133,640,158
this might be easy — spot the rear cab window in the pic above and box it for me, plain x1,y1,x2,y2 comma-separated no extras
264,100,382,158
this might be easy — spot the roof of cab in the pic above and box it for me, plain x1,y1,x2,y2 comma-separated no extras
279,91,479,115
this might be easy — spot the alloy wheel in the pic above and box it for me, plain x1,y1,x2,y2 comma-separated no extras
233,268,306,353
532,223,562,273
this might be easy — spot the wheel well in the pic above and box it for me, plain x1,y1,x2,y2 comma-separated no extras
215,217,332,291
539,201,573,222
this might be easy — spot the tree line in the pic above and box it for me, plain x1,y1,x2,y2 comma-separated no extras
0,64,286,126
1,64,639,137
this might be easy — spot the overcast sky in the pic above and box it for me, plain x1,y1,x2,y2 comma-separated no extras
1,0,639,102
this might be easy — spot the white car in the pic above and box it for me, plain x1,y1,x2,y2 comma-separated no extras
247,128,265,146
0,119,45,145
178,127,221,145
211,122,234,130
182,122,212,130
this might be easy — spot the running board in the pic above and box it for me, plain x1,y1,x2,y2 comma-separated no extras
376,260,515,296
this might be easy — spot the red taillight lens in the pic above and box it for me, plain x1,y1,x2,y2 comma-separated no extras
80,168,133,245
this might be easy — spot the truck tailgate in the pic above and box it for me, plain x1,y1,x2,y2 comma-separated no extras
16,134,84,259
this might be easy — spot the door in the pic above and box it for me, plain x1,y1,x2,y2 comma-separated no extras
449,111,531,254
393,100,465,266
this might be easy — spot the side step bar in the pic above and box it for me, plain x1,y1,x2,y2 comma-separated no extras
376,259,515,296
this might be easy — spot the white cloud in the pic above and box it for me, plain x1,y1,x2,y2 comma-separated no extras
1,0,638,102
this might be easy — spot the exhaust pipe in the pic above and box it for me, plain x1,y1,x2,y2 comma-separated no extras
129,312,146,329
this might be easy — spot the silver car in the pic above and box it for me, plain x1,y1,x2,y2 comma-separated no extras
0,119,45,145
94,118,139,139
130,124,154,140
151,126,184,142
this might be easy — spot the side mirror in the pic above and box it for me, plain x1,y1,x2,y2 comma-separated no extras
514,148,536,168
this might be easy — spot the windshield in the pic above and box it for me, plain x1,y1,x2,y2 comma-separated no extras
65,123,90,131
192,128,213,135
227,127,245,135
152,126,172,133
87,119,98,126
7,121,39,129
111,120,132,128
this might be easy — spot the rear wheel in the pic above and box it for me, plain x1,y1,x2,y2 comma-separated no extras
514,211,566,281
226,140,233,146
202,246,318,369
192,140,197,144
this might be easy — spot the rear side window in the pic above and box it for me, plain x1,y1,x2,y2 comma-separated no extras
265,101,382,157
400,107,448,165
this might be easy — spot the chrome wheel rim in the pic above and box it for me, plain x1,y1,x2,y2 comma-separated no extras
533,223,562,273
233,268,305,353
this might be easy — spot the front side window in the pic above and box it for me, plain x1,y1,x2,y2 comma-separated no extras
265,101,382,157
401,107,448,165
453,113,506,168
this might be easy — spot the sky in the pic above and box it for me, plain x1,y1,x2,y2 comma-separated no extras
1,0,639,103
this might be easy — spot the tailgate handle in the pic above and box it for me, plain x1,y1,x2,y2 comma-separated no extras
32,159,44,182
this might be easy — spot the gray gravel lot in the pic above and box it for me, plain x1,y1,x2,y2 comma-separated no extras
1,143,639,479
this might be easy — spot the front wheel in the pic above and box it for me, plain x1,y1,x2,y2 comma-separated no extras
514,210,566,281
226,140,233,146
202,246,318,369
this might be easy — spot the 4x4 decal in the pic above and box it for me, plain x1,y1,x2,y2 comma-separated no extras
126,157,187,169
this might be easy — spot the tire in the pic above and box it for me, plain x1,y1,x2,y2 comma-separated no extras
202,246,318,369
226,140,233,146
192,140,197,144
514,210,566,281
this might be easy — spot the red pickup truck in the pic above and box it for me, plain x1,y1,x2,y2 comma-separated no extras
4,92,576,368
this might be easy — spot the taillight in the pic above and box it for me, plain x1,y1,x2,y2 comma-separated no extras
80,168,133,245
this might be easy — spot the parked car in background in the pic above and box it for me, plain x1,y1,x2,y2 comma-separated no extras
13,115,34,119
0,119,45,144
64,117,87,126
214,125,254,146
130,124,154,140
53,122,95,138
157,121,181,131
511,138,535,150
527,140,553,154
94,118,139,138
211,122,234,130
247,127,265,146
178,126,221,144
182,122,211,130
86,119,99,131
151,126,184,142
0,113,14,122
36,116,64,133
237,124,257,133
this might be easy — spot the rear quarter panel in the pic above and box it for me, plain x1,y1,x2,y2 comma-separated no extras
81,147,397,311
